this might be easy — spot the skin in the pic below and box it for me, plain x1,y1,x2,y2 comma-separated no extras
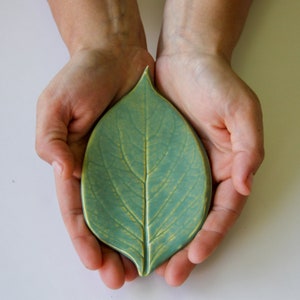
36,0,154,289
36,0,264,289
154,0,264,286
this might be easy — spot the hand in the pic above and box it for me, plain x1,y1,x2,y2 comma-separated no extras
36,47,154,289
154,52,264,286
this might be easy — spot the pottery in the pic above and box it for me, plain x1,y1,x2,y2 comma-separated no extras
81,67,212,276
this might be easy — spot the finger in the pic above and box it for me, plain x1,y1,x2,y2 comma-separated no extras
36,97,74,179
228,94,264,195
54,170,102,270
155,261,168,277
99,245,126,289
232,151,256,195
120,256,139,282
164,248,195,287
188,178,246,264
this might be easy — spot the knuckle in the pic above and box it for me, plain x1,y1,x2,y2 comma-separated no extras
35,139,47,161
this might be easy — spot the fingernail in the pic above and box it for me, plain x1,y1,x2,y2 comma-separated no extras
52,161,63,176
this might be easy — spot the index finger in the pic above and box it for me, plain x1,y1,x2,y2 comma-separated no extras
188,178,247,264
54,171,103,270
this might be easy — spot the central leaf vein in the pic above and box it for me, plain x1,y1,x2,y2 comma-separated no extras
143,83,150,274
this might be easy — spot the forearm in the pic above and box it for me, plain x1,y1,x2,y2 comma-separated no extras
159,0,252,60
47,0,146,55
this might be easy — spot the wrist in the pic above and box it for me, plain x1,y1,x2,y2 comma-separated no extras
158,28,231,62
158,0,252,62
48,0,147,57
158,13,233,61
69,16,147,57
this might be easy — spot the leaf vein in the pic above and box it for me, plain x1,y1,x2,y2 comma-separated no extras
117,119,144,183
151,178,202,240
98,142,143,227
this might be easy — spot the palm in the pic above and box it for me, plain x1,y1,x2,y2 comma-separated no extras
156,53,263,189
155,53,264,285
38,49,153,175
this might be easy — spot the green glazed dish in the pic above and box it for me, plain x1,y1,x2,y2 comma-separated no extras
81,67,212,276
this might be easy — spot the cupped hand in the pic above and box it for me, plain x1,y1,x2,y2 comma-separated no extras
36,47,154,289
155,52,264,286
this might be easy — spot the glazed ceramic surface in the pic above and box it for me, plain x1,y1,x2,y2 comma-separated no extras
81,68,211,276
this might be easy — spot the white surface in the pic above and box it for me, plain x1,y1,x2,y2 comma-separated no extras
1,1,300,299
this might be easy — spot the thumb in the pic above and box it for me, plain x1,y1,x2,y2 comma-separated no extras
229,98,264,196
39,138,74,179
36,102,74,179
232,151,257,196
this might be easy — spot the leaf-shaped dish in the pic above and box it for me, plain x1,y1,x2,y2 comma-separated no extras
81,67,211,276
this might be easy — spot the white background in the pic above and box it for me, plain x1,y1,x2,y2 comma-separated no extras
1,1,300,299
